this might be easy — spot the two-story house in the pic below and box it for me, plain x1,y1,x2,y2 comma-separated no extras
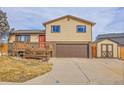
8,15,95,58
43,15,95,58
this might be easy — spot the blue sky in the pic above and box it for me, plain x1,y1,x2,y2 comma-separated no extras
1,7,124,40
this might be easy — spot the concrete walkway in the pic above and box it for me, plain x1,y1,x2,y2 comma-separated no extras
0,58,124,85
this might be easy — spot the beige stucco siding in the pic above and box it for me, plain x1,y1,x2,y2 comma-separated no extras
46,18,92,42
30,34,39,42
97,39,118,58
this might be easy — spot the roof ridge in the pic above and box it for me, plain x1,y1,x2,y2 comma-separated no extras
98,32,124,36
11,30,45,34
43,15,96,26
97,33,124,39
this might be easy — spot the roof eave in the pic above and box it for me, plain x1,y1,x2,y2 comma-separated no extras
95,38,119,44
43,21,96,26
43,15,96,26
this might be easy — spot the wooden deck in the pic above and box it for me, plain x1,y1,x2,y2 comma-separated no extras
12,42,53,60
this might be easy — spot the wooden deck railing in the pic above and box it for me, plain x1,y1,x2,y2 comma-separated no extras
13,41,53,52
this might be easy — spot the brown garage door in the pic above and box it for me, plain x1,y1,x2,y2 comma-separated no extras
56,44,89,58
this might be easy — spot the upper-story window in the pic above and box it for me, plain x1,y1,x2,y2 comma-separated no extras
76,25,86,32
51,25,60,32
16,35,30,42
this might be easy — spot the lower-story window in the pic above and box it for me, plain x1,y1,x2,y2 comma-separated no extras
16,35,30,42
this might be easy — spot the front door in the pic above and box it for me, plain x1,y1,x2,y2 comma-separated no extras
39,35,45,48
101,44,113,58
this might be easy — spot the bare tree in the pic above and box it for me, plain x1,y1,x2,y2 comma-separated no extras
0,9,10,55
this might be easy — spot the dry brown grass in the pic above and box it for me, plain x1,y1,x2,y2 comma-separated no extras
0,56,52,82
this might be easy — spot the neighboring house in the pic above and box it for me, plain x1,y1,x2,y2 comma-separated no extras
43,15,95,58
8,15,96,58
93,33,124,59
8,30,46,56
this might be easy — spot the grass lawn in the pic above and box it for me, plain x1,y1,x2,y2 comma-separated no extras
0,56,52,82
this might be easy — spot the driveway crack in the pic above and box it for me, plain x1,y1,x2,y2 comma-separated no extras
72,60,91,83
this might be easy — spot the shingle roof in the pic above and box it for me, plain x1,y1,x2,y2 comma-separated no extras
111,38,124,45
96,33,124,45
11,30,45,34
97,33,124,39
43,15,96,26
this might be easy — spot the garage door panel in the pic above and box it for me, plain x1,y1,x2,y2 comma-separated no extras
56,44,88,58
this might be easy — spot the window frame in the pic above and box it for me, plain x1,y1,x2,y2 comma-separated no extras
51,25,61,33
16,34,30,42
76,25,86,33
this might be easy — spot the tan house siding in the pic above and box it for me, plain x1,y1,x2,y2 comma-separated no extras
46,17,92,42
9,34,15,43
30,34,39,42
97,39,118,58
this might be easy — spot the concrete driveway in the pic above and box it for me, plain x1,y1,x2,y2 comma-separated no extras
0,58,124,85
24,58,124,85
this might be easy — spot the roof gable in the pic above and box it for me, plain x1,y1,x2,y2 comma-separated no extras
43,15,96,26
95,38,119,44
